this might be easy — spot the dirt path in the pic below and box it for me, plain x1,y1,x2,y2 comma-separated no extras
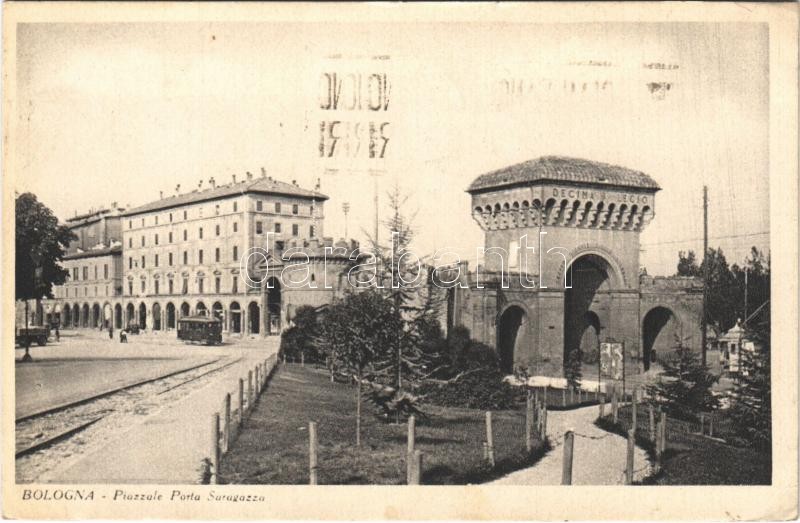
491,404,651,485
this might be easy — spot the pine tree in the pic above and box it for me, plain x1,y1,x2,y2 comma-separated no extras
646,335,719,421
730,305,771,451
369,185,446,391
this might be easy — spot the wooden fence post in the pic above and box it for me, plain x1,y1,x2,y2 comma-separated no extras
699,413,705,435
485,411,495,467
625,428,635,485
655,418,662,474
542,406,548,439
407,415,416,484
409,450,423,485
301,352,305,367
599,394,606,418
660,412,667,453
309,421,318,485
223,393,231,452
211,413,220,485
709,416,714,438
247,370,253,413
238,378,245,428
525,394,534,452
562,388,567,407
631,388,638,431
649,405,655,441
562,430,574,485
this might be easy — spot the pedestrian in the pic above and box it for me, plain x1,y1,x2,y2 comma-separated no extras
119,328,127,343
55,325,60,342
108,325,114,339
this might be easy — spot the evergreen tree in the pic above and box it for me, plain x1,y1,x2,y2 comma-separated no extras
646,335,719,421
730,304,771,451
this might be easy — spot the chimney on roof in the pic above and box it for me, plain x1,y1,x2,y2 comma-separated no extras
232,174,237,184
246,171,253,181
198,180,204,190
159,191,163,199
209,177,216,189
111,201,117,209
175,184,181,195
292,179,297,186
261,167,267,178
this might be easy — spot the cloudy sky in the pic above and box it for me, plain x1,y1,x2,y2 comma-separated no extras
16,21,768,275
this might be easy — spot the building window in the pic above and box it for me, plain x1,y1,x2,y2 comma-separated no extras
183,229,188,241
183,210,187,220
182,278,188,295
215,204,220,215
292,224,299,236
215,277,221,294
183,251,188,265
141,235,145,247
275,202,281,213
155,254,159,267
169,231,173,243
198,249,204,264
168,280,174,294
233,246,238,261
73,268,79,280
310,225,315,238
292,204,299,215
155,280,160,294
232,277,238,294
233,222,238,233
215,248,220,262
256,221,263,234
199,227,203,240
94,266,98,279
256,200,263,211
129,282,133,295
83,266,88,280
155,216,159,225
169,252,173,266
216,224,220,236
233,201,238,212
128,238,132,248
141,255,146,269
128,258,132,270
198,278,204,294
129,220,132,229
141,218,145,227
155,233,159,245
275,222,282,233
169,212,173,222
141,280,146,293
104,264,108,279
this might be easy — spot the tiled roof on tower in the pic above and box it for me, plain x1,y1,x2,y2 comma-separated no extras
467,156,661,193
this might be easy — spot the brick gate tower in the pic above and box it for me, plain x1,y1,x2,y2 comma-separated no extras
450,156,702,378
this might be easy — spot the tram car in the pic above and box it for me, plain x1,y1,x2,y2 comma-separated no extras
177,315,223,345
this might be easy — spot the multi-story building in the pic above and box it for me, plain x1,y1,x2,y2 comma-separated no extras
116,171,327,336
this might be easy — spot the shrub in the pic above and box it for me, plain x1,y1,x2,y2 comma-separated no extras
279,306,320,362
564,349,582,389
417,367,522,410
365,384,426,422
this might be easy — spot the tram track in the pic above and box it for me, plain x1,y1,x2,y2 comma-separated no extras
15,356,242,463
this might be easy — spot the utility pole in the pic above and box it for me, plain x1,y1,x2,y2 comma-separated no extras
701,185,708,367
743,268,749,326
342,202,350,239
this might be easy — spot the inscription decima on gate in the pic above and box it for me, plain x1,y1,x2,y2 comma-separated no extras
317,71,391,160
550,186,649,205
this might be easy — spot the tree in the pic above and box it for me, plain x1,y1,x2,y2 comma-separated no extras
279,306,320,363
730,303,771,451
645,335,719,421
368,185,446,392
315,289,400,446
15,193,76,361
676,247,740,332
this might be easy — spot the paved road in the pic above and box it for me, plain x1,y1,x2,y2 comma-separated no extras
492,404,651,485
41,337,279,484
15,330,266,419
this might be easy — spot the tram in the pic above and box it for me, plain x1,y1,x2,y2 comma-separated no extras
177,315,223,345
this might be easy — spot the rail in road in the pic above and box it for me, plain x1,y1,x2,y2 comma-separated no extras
15,357,241,461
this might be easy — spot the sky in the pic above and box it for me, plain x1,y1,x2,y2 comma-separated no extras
15,22,769,275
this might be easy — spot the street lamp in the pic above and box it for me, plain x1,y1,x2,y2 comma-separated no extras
342,202,351,239
21,250,43,363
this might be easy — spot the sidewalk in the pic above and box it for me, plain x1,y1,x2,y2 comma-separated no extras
491,404,651,485
43,340,278,484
